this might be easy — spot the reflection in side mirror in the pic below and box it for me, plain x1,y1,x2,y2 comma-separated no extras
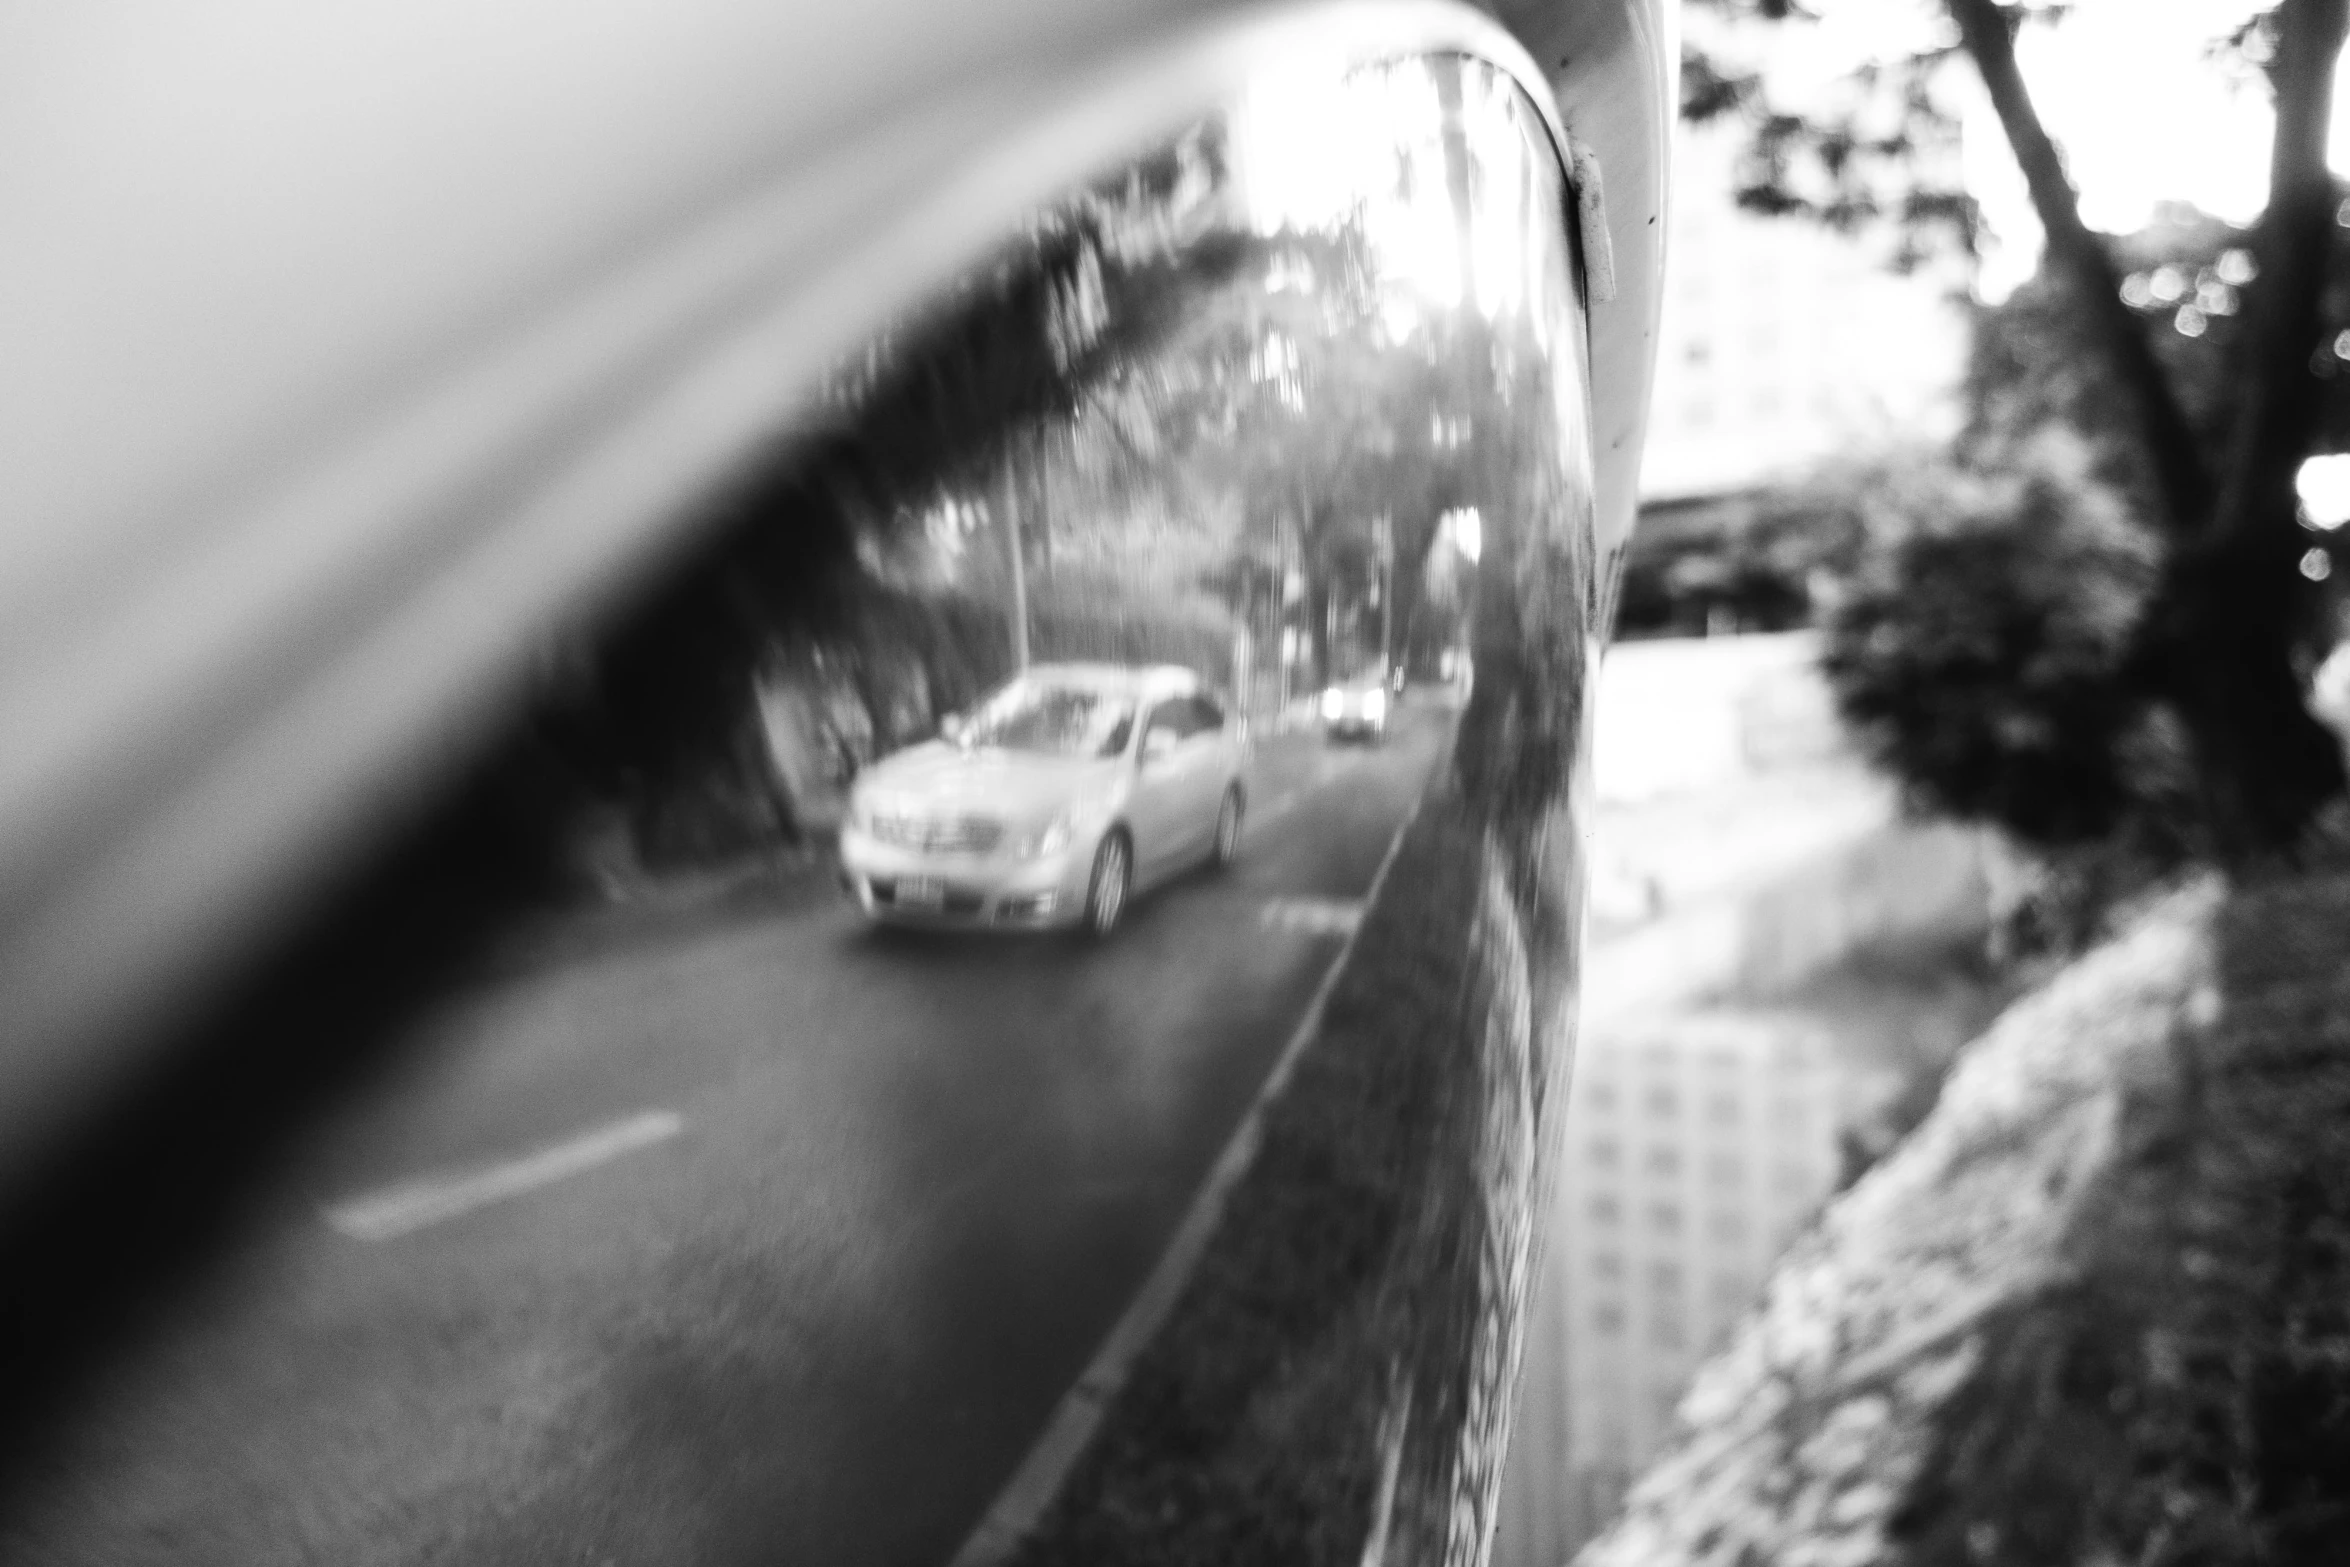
15,44,1608,1567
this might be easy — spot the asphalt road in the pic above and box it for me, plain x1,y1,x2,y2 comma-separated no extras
7,702,1449,1567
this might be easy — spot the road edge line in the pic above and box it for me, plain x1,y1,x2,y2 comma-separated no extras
947,790,1427,1567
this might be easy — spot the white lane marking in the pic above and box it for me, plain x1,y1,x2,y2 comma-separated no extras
321,1110,683,1242
1258,897,1365,937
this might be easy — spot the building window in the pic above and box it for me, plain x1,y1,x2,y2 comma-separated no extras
1594,1302,1625,1334
1590,1194,1621,1225
1588,1138,1620,1168
1645,1085,1680,1118
1706,1152,1744,1186
1706,1092,1741,1126
1645,1145,1681,1177
1708,1210,1746,1244
1650,1260,1684,1294
1592,1251,1625,1280
1648,1201,1684,1234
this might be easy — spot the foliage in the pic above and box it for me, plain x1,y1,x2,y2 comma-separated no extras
1080,236,1489,687
1965,202,2350,514
1818,441,2189,850
478,147,1268,881
1618,464,1889,638
1679,0,1979,270
1685,0,2350,860
476,52,1583,885
1891,863,2350,1567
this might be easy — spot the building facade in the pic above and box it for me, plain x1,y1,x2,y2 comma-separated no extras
1638,123,1967,503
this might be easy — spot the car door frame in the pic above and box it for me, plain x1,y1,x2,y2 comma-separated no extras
1127,692,1195,886
1170,695,1231,878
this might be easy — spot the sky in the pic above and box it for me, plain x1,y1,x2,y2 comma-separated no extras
1228,55,1553,329
1777,0,2350,299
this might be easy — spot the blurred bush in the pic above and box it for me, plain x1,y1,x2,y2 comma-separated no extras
1816,439,2194,859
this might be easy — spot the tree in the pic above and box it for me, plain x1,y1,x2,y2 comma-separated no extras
1966,200,2350,582
488,132,1271,875
1690,0,2350,861
1086,227,1482,689
1818,437,2182,849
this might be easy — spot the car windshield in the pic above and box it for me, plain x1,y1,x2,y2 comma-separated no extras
958,678,1135,757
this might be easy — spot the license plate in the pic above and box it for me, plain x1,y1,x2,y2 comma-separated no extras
896,876,946,909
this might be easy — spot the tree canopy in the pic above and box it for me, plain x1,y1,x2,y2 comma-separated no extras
1688,0,2350,861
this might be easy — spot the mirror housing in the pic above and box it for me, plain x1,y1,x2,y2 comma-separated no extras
1140,728,1178,765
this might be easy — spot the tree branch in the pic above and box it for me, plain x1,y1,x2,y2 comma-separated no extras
1945,0,2216,533
2214,0,2349,543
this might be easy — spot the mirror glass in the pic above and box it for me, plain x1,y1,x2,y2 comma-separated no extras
6,48,1598,1567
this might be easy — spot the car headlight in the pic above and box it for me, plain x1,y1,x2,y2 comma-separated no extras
1012,809,1075,860
1363,688,1386,720
1320,689,1343,720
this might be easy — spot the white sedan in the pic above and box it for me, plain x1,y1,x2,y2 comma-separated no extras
840,663,1249,936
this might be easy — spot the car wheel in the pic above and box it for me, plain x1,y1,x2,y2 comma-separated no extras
1084,831,1131,938
1210,787,1243,869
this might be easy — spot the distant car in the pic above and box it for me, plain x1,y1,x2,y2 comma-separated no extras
1319,675,1391,743
840,663,1247,936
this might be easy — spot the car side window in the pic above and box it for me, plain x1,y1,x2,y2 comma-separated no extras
1143,699,1190,746
1189,694,1226,735
1098,710,1136,757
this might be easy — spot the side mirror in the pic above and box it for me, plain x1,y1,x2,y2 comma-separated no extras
1141,728,1178,765
941,713,968,745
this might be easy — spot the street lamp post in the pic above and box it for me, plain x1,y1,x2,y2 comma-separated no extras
999,455,1029,671
1378,514,1394,679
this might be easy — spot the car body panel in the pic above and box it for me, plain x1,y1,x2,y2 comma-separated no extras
1129,700,1204,878
858,742,1111,840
